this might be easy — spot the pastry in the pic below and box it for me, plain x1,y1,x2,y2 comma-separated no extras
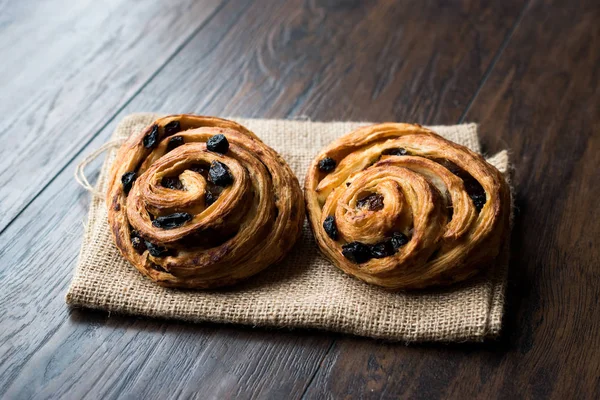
106,115,304,289
304,123,510,289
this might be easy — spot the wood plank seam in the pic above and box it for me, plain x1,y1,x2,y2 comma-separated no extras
299,341,337,400
457,0,533,124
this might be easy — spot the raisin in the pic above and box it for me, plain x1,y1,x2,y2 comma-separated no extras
436,159,486,211
150,263,167,272
121,171,136,194
164,120,181,136
166,136,184,151
370,240,395,258
205,191,216,206
357,193,384,211
143,124,159,148
342,242,372,264
161,176,183,190
207,134,229,154
390,232,409,249
152,212,193,229
462,178,486,212
145,241,169,257
323,216,338,240
318,157,336,172
470,192,486,212
209,161,233,187
436,158,462,175
131,237,144,253
130,231,147,254
382,147,408,156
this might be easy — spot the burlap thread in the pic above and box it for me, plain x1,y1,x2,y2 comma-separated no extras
66,114,510,342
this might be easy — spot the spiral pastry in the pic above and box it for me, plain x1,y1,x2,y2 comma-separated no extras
305,123,510,290
106,115,304,289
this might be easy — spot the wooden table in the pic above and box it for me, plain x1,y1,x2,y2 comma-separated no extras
1,0,598,398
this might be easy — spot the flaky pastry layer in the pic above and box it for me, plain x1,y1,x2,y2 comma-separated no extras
304,123,510,289
107,115,304,289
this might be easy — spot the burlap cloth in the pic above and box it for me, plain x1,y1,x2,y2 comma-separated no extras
66,113,511,342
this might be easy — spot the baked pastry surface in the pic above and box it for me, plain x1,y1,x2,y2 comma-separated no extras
106,115,304,289
304,123,510,289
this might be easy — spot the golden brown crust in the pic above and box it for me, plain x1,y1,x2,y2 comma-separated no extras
106,115,304,289
304,123,511,290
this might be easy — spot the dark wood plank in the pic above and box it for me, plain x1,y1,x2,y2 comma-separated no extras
0,0,229,232
303,0,600,399
123,0,524,124
0,0,529,398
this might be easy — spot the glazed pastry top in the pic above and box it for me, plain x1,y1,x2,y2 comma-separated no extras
106,115,305,289
304,123,511,289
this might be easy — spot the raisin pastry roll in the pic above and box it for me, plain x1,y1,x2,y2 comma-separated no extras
305,123,510,290
106,115,304,289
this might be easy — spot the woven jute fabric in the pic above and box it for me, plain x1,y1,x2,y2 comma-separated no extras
66,113,510,342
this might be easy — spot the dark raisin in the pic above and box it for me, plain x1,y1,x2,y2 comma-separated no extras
436,158,462,175
130,230,147,254
470,192,486,212
390,232,409,249
166,136,184,151
150,263,167,272
145,241,169,257
382,147,408,156
161,176,184,190
462,176,483,193
342,242,372,264
164,120,181,136
370,240,395,258
143,124,159,148
346,182,351,187
131,237,146,254
461,177,486,212
121,171,136,194
356,193,384,211
323,216,338,240
152,212,193,229
318,157,336,172
209,161,233,187
437,159,487,209
205,191,216,206
206,134,229,154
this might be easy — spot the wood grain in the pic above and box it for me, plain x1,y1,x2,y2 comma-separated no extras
117,0,525,123
0,0,229,232
302,0,600,398
2,0,597,398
